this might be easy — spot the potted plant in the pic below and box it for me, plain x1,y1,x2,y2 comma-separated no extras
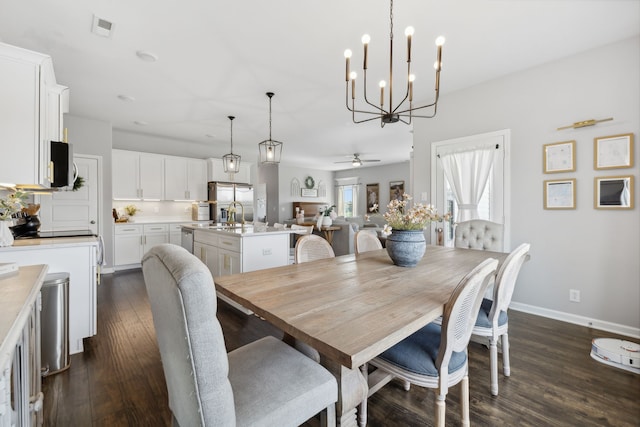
124,204,141,222
382,194,449,267
0,189,28,246
322,205,336,227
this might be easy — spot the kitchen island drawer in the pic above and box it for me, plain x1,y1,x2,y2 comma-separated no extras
217,235,241,252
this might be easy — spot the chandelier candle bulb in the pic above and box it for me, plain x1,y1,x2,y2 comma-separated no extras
344,49,352,81
351,77,356,99
379,81,386,106
362,34,370,69
405,27,414,63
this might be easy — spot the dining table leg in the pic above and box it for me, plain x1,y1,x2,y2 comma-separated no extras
320,356,369,427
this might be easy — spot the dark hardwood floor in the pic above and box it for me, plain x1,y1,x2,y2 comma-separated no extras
43,269,640,426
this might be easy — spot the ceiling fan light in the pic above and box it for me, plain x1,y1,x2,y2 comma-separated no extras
352,158,362,167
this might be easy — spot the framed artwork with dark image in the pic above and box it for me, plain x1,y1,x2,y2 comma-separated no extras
389,181,404,202
366,183,379,212
594,175,634,209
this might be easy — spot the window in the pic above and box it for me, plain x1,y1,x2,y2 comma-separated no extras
337,184,358,217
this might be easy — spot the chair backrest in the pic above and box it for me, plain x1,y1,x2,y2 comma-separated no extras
355,230,383,253
295,234,335,263
142,244,235,426
490,243,530,319
437,258,498,392
291,224,314,235
454,220,504,252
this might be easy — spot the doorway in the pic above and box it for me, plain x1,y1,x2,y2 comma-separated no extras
430,129,511,249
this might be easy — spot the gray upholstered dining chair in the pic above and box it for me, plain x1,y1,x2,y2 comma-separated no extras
471,242,530,396
354,230,383,253
142,244,338,427
454,219,504,252
295,234,335,264
365,258,499,427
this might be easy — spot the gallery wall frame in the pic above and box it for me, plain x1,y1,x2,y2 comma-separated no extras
389,181,404,202
594,133,634,170
543,140,576,173
366,183,379,212
544,178,576,210
594,175,634,209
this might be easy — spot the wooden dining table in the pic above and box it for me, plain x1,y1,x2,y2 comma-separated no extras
215,245,507,427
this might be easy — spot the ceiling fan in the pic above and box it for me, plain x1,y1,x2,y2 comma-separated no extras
334,153,381,167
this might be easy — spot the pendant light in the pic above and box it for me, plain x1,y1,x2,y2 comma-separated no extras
222,116,241,173
258,92,283,164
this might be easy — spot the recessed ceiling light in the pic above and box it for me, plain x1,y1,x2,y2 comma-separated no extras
134,121,148,126
136,50,158,62
117,95,135,102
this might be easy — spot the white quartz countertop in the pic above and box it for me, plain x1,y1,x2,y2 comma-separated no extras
0,264,48,371
0,236,99,252
114,218,211,225
184,224,295,237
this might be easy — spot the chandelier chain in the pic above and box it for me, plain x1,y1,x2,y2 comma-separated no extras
389,0,393,40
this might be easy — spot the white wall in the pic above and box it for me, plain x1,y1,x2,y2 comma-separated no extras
278,165,334,222
334,162,410,217
413,36,640,336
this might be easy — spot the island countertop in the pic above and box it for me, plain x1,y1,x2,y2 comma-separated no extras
182,224,296,237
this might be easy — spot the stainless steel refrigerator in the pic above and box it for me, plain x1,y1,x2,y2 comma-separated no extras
208,181,254,223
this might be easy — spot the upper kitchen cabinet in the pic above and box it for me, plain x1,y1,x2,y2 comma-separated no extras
112,149,164,200
207,158,252,184
0,43,68,189
164,156,207,201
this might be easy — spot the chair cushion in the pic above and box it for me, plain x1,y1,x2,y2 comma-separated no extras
228,336,337,427
474,298,508,328
377,323,467,377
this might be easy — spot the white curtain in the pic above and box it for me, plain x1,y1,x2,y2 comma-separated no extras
440,148,495,222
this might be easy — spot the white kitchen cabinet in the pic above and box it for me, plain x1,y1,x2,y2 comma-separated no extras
112,149,164,200
0,42,67,189
207,157,252,184
0,240,99,355
114,224,143,266
143,223,169,254
194,241,218,277
169,223,183,245
164,156,207,201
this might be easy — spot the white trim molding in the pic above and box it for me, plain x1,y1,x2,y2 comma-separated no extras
510,302,640,339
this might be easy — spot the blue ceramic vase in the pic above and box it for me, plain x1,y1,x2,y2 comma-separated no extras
385,229,426,267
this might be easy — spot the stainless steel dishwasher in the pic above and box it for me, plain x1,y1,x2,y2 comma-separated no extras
181,227,194,253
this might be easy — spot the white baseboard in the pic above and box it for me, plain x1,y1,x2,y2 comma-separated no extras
510,302,640,340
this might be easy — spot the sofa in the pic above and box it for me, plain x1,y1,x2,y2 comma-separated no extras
345,214,387,233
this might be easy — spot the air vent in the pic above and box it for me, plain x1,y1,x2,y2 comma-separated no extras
92,15,114,38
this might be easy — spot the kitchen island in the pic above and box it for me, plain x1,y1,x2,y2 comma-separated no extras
185,224,295,313
0,236,100,354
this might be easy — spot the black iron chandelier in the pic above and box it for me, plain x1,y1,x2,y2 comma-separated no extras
258,92,283,164
222,115,241,173
344,0,445,126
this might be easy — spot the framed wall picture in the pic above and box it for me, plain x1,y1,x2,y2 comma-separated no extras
301,188,318,197
594,175,634,209
543,140,576,173
594,133,634,170
389,181,404,202
366,183,379,212
544,178,576,209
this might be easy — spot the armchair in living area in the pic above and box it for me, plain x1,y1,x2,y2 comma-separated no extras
141,244,338,426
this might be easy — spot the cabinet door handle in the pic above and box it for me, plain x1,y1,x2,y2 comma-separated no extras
48,161,54,183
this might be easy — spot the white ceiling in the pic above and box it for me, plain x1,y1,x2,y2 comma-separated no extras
1,0,638,171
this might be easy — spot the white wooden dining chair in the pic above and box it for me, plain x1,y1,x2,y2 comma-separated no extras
471,242,530,396
354,230,383,253
365,258,499,427
295,234,335,264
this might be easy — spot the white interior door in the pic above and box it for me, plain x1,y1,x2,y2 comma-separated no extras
430,130,511,249
38,154,100,234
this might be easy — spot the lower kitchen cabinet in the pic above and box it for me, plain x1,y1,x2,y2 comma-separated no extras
114,223,170,269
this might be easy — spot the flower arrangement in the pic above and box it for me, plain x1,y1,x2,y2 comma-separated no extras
124,204,140,216
323,205,336,217
0,190,28,221
381,193,449,236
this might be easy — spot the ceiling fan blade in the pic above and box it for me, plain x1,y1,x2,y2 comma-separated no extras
361,159,380,162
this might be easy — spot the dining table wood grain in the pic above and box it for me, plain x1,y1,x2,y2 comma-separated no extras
215,245,507,427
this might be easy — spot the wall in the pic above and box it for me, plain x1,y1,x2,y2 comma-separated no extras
413,36,640,336
334,162,410,217
278,165,334,222
65,115,114,270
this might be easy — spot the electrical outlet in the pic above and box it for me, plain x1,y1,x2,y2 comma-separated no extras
569,289,581,303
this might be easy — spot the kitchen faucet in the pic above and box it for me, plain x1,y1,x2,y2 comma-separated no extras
228,201,245,225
